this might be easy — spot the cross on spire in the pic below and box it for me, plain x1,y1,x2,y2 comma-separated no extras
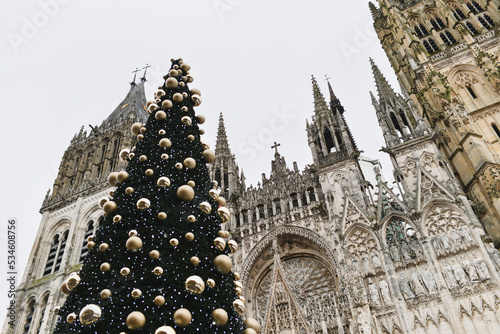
141,64,151,81
324,74,331,82
271,142,281,154
131,67,141,85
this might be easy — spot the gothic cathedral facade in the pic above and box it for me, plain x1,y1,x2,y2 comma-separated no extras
5,1,500,333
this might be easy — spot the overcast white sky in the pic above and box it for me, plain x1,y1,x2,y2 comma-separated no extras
0,0,400,322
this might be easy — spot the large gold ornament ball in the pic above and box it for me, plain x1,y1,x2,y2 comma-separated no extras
155,326,175,334
131,289,142,298
126,236,143,251
161,153,169,160
153,266,164,275
159,138,172,148
67,312,77,323
53,306,60,315
108,172,119,187
145,169,154,176
228,240,238,253
166,77,178,88
187,180,196,188
218,207,230,223
139,155,148,162
99,243,109,252
196,114,206,124
100,289,112,299
120,267,131,276
154,295,165,306
128,229,138,237
187,134,195,141
209,189,219,200
173,308,192,327
131,122,143,135
211,308,228,326
191,94,202,107
158,212,167,220
113,215,122,223
177,185,195,201
187,215,196,222
214,255,232,274
244,329,258,334
126,311,146,330
100,262,111,272
126,187,134,195
162,99,173,109
233,299,246,315
169,69,178,77
148,103,159,113
244,318,261,332
170,238,179,246
181,116,192,126
190,256,200,266
234,272,241,281
79,304,102,325
155,110,167,120
103,201,117,214
137,198,151,210
202,149,216,163
207,278,216,288
119,148,130,162
183,157,196,169
191,88,201,96
200,201,212,214
214,237,226,251
66,272,81,290
217,196,227,207
87,241,96,250
117,171,130,183
180,62,191,72
157,176,171,187
60,281,70,295
150,250,160,259
185,275,205,294
99,197,109,208
185,232,195,241
137,134,144,141
173,93,183,102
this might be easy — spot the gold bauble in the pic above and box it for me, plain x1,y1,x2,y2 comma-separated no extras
211,309,228,326
154,295,165,306
217,196,227,206
199,129,205,135
244,318,261,333
217,230,225,237
209,189,219,200
158,212,167,220
234,272,241,281
190,256,200,266
125,187,134,195
67,312,77,323
131,122,143,135
175,162,183,169
201,141,210,150
120,267,130,276
87,241,96,250
161,153,169,160
244,329,258,334
128,152,135,160
148,103,159,113
113,215,122,223
60,281,70,294
108,172,119,187
126,311,146,330
169,69,178,77
181,116,192,126
131,289,142,298
207,278,216,288
103,201,117,214
177,185,195,201
137,198,151,209
139,155,148,162
157,176,171,187
202,149,216,163
182,92,188,98
200,201,212,214
191,88,201,96
140,126,147,134
119,149,130,162
183,157,196,169
179,81,185,87
186,74,194,83
53,306,60,315
170,238,179,246
100,289,112,299
155,326,175,334
79,304,102,325
173,308,192,327
181,106,188,112
150,250,160,259
166,77,178,89
128,229,138,237
214,237,226,251
117,171,130,183
187,135,195,141
99,243,109,252
233,299,245,315
228,240,238,253
66,272,81,290
100,262,111,272
159,138,172,148
185,232,195,241
187,180,196,187
196,114,206,124
187,215,196,222
173,93,183,102
180,63,191,71
162,99,173,109
153,266,164,275
235,287,243,297
185,275,205,294
217,207,230,223
224,230,231,238
214,255,232,274
145,169,154,176
109,190,115,197
159,129,166,135
155,110,167,120
137,134,144,140
156,89,166,98
126,236,143,251
191,94,202,107
87,236,94,242
99,197,109,208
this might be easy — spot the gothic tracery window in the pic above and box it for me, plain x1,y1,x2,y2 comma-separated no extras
447,2,467,20
466,0,483,13
80,220,95,262
385,218,424,266
23,300,35,334
478,13,494,29
422,38,439,54
465,21,479,34
440,30,457,45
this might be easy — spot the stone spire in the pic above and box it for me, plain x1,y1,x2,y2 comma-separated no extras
101,79,148,128
215,112,231,155
311,75,330,118
370,58,397,104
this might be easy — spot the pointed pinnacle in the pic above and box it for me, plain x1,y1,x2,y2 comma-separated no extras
370,58,396,103
215,112,230,154
311,75,330,115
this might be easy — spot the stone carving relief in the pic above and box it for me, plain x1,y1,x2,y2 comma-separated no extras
420,172,453,209
345,227,383,277
386,218,424,268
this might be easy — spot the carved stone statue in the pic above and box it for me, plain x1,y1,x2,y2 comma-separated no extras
487,243,500,270
410,269,426,296
409,237,424,261
451,258,468,287
399,272,415,300
401,242,414,263
459,225,475,248
367,278,381,307
439,232,451,254
356,306,373,334
420,266,437,294
372,252,382,271
361,253,371,274
473,252,491,281
389,244,402,265
431,235,444,256
379,277,393,305
460,255,479,282
441,260,457,289
449,229,464,251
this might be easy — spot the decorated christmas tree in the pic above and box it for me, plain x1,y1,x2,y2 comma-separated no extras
52,59,261,333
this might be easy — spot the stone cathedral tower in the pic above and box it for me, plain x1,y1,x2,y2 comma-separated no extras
369,0,500,244
2,77,148,334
